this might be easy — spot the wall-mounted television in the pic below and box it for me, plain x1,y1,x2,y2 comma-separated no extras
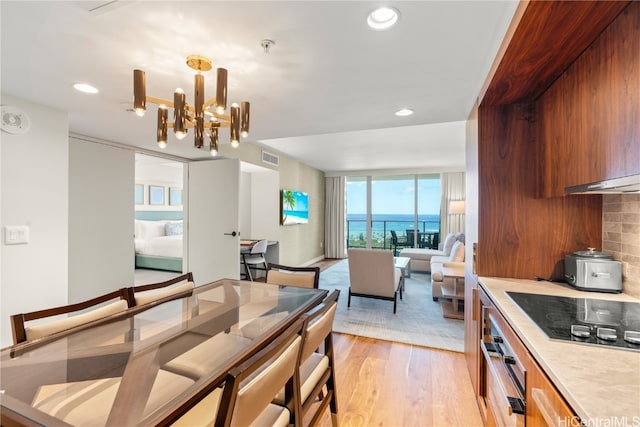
280,189,309,225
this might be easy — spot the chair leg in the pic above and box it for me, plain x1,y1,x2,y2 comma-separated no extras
347,288,351,308
245,263,253,281
393,292,397,314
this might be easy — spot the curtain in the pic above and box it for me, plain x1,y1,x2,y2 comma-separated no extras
440,172,465,238
325,176,346,259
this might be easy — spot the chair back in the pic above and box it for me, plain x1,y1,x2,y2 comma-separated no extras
406,229,415,246
266,263,320,289
347,249,399,297
216,318,304,427
11,288,130,344
251,239,269,255
129,272,194,306
390,230,398,245
300,290,339,361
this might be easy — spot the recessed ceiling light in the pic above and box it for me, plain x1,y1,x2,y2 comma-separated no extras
367,7,399,30
73,83,99,94
395,108,414,117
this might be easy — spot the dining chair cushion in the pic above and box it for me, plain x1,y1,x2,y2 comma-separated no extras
266,270,317,288
171,387,222,427
274,351,329,405
25,299,129,341
134,281,194,306
164,332,252,379
171,388,289,427
32,369,194,427
233,335,301,426
301,303,337,361
235,311,288,340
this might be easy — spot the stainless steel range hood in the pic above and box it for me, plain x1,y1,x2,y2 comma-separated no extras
565,174,640,194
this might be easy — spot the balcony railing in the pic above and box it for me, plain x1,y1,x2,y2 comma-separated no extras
346,219,440,251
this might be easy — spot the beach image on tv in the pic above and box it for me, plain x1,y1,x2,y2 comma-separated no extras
281,190,309,225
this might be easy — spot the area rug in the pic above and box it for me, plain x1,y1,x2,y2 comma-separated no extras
319,259,464,352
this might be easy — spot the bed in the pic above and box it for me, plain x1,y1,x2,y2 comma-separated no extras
134,211,183,272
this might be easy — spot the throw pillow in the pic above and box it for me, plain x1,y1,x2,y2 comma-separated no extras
442,233,456,256
449,241,465,262
455,232,465,244
165,221,183,236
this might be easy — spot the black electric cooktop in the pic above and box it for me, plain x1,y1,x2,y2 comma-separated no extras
507,292,640,352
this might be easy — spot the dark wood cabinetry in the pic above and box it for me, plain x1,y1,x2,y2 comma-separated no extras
472,1,638,279
477,286,575,426
464,0,638,419
538,3,640,198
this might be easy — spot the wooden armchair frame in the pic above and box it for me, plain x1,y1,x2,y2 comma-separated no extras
127,272,194,306
10,287,131,345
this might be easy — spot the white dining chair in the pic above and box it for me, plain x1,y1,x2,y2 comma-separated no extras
241,239,269,281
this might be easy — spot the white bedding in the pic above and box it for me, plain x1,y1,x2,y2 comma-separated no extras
134,220,183,258
135,235,183,258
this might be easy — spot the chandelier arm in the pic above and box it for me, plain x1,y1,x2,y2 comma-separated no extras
146,95,174,107
203,96,218,109
211,112,231,121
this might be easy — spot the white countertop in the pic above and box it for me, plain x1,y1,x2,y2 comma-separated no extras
479,277,640,425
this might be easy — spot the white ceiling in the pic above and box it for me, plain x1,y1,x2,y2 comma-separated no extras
0,1,518,174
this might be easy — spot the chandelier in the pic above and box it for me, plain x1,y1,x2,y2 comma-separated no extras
133,55,250,156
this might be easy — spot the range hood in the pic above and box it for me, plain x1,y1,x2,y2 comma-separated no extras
565,174,640,194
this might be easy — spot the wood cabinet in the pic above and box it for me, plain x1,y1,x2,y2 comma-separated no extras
538,2,640,198
477,286,575,426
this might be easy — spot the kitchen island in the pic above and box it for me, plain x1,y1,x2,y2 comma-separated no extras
479,277,640,424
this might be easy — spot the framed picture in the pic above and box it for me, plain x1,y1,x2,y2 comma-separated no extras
169,187,183,206
134,184,144,205
149,185,165,205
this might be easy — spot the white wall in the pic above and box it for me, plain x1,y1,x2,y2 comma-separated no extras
135,154,184,211
251,171,279,241
0,94,69,348
239,171,252,238
68,138,134,302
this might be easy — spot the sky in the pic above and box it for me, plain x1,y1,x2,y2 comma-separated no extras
346,176,441,215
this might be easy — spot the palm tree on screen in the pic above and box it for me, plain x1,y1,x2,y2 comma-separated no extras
282,190,296,223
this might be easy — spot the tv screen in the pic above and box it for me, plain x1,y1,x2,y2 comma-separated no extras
281,190,309,225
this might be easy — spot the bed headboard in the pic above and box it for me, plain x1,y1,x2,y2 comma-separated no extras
134,211,183,221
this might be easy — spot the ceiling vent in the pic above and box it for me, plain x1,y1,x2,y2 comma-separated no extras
262,150,279,167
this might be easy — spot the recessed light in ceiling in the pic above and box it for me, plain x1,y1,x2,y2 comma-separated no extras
73,83,99,94
395,108,414,117
367,7,399,30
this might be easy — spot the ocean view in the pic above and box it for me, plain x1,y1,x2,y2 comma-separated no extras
346,214,440,247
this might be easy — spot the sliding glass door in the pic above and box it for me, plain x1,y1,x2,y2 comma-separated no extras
372,175,415,250
346,174,440,251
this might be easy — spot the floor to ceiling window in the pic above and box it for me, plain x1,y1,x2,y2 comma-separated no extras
346,174,441,250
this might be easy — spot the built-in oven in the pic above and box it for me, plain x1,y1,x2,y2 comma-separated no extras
481,305,526,427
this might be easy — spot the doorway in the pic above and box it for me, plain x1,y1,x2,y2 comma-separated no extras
134,153,184,284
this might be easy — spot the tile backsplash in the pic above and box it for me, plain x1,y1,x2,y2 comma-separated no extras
603,194,640,299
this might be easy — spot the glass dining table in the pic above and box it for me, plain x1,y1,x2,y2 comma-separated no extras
0,279,327,426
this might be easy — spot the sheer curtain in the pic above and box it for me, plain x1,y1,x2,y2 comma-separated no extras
325,176,346,259
440,172,466,237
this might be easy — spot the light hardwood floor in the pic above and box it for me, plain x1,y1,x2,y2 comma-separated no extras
314,333,483,427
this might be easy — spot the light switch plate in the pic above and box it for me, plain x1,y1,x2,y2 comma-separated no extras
4,225,29,245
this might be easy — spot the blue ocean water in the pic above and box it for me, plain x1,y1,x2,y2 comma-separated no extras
346,213,440,240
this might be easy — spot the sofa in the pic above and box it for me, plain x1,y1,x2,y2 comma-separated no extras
399,232,465,300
